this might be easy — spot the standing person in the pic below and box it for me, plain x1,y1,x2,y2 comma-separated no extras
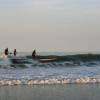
4,48,9,56
14,49,17,56
32,50,36,59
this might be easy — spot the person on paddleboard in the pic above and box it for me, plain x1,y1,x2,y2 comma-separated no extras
32,50,36,59
14,49,17,56
4,48,9,56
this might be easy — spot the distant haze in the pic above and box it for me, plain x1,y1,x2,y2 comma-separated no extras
0,0,100,52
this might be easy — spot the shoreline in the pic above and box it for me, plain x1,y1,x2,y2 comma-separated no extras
0,78,100,85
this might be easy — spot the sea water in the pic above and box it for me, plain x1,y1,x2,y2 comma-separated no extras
0,52,100,85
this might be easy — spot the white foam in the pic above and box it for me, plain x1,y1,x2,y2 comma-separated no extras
0,78,100,85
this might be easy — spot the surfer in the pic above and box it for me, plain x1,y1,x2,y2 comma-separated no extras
32,50,36,59
4,48,9,56
14,49,17,56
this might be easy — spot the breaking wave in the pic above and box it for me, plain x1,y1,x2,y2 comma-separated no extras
0,53,100,85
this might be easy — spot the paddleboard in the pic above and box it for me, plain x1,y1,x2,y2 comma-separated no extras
39,58,57,63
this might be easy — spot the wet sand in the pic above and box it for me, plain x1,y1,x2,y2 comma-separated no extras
0,84,100,100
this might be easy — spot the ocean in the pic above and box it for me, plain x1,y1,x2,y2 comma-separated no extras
0,52,100,85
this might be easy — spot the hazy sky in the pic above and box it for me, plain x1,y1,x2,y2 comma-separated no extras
0,0,100,52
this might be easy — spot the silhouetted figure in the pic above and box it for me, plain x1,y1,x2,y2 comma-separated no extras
4,48,9,56
14,49,17,56
32,50,36,59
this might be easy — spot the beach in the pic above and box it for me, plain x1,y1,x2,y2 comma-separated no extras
1,0,100,99
0,84,100,100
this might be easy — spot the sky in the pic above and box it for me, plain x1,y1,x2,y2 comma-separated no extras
0,0,100,52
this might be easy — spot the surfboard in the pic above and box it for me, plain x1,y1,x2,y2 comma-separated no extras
10,56,28,64
39,58,57,63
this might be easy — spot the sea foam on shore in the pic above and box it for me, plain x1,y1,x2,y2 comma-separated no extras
0,77,100,85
